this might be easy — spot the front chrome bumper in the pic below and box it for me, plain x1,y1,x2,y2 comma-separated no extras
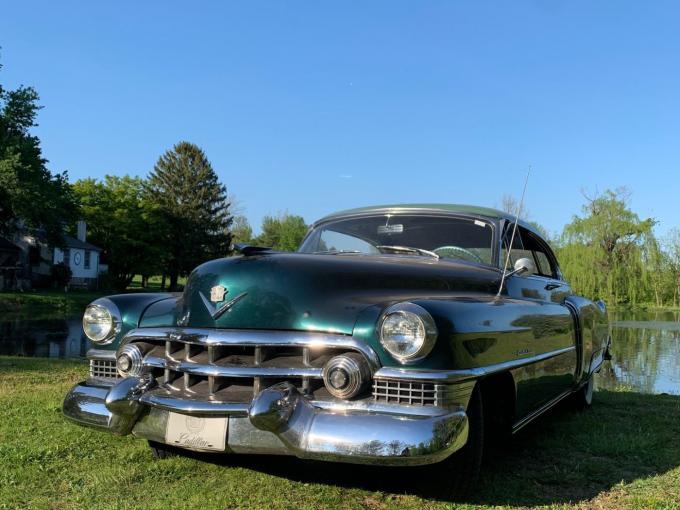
63,377,469,466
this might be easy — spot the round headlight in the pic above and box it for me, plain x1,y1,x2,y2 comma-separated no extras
82,299,121,344
379,303,437,364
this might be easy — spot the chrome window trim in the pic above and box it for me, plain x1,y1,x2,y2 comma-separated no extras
374,345,576,383
301,210,500,268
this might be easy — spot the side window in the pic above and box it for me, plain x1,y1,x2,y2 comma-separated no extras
501,225,557,278
520,229,557,278
500,226,532,270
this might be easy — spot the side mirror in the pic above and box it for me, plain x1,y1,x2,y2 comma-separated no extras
513,257,536,277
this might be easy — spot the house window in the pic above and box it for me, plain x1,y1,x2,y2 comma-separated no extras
63,249,70,266
84,250,91,269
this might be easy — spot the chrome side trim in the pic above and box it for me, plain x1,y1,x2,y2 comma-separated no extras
374,346,577,383
199,291,248,320
512,388,573,433
122,327,381,370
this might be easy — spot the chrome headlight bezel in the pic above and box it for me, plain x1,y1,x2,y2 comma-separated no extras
322,353,371,399
116,343,144,378
378,302,438,364
82,298,122,345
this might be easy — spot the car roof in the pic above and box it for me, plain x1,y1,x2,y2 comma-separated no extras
316,203,540,236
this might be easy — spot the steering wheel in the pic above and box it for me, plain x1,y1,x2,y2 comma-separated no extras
433,245,484,264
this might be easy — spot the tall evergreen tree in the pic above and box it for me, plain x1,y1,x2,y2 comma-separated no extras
147,142,232,289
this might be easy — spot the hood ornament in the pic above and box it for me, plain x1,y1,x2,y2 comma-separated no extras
210,285,227,303
199,286,247,321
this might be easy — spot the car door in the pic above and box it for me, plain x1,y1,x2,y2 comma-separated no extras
503,225,578,417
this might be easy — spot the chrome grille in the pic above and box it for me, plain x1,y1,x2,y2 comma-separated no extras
372,379,440,406
89,359,121,380
125,328,377,404
372,379,475,407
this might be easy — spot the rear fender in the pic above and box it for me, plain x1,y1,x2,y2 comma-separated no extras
564,295,608,385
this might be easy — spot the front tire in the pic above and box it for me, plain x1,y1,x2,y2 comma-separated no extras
148,441,177,460
422,384,484,499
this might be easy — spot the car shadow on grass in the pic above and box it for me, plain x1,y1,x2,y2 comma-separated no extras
182,390,680,506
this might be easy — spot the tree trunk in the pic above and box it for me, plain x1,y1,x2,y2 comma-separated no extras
142,275,149,288
169,272,178,291
161,274,166,291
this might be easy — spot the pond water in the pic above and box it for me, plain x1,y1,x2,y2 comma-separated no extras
597,308,680,395
0,313,87,359
0,308,678,395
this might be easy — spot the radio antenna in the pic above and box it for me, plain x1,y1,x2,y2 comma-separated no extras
496,166,531,298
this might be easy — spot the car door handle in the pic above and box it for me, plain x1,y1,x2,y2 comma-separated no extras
545,283,562,290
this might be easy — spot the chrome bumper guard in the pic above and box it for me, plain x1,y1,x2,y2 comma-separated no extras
63,377,469,466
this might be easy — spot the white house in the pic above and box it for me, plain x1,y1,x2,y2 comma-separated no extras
52,221,102,289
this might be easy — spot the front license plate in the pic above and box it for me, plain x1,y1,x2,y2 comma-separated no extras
165,412,228,451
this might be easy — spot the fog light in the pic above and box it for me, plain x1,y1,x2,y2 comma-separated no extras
117,344,144,378
322,353,370,399
117,354,131,372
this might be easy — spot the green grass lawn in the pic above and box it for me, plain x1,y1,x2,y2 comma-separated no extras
0,357,679,510
0,275,184,317
0,290,104,316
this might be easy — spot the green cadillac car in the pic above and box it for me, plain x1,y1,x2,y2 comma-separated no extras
63,204,610,492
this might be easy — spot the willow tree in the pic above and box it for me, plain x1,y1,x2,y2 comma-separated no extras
557,188,656,304
147,142,232,290
664,229,680,307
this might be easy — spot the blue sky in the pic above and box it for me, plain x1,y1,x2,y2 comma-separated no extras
1,1,678,237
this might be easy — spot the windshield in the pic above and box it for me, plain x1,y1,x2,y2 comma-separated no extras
299,214,495,265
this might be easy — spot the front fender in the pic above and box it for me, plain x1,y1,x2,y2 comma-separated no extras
89,293,176,351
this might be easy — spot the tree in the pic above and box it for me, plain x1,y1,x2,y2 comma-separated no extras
558,188,656,304
231,215,253,246
498,194,549,240
147,142,232,290
0,59,77,244
663,229,680,307
73,176,165,290
254,213,308,251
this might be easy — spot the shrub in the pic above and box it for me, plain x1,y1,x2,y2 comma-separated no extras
50,262,72,288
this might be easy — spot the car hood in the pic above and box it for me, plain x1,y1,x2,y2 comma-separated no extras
179,253,500,334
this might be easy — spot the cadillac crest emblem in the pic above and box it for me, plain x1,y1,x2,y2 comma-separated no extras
210,285,227,303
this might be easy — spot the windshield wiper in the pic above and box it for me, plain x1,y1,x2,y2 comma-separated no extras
313,250,363,255
376,245,439,259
